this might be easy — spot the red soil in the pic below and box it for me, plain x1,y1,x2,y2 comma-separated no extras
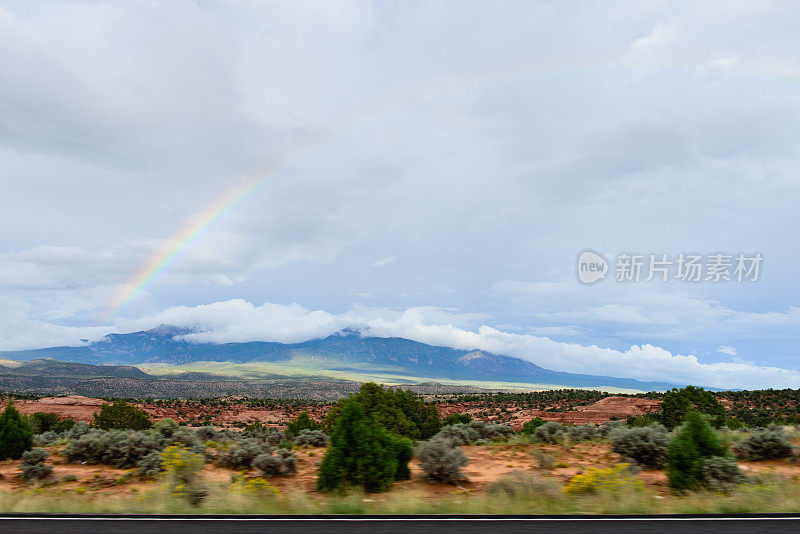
2,395,663,430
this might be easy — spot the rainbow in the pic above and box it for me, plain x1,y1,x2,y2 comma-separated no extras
106,176,271,317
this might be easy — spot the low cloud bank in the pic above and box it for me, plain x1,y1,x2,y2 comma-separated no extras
119,299,800,390
2,298,799,390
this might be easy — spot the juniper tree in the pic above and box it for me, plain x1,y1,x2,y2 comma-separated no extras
0,401,34,460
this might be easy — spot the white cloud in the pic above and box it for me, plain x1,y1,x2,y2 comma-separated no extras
0,296,111,351
89,299,800,389
630,23,675,54
718,346,737,356
706,55,738,72
370,256,397,268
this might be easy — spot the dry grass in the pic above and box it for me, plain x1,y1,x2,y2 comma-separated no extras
3,433,800,514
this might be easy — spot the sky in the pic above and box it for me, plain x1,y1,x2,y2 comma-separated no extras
2,1,800,389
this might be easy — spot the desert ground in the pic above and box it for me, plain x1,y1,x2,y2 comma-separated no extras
1,393,664,428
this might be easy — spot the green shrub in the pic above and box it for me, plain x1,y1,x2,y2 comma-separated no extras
415,436,468,483
610,424,669,468
534,422,564,444
293,429,329,447
391,435,414,481
253,448,298,477
443,413,472,426
0,401,33,460
732,429,793,460
667,412,730,493
153,418,179,437
520,417,547,435
660,386,725,430
317,399,409,493
627,414,660,427
19,447,52,481
52,418,77,434
93,401,152,430
286,412,320,437
196,426,219,441
323,383,441,440
28,412,60,434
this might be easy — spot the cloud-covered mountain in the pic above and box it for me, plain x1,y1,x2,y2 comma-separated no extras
0,326,680,391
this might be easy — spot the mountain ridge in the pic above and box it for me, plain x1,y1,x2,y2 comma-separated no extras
0,326,683,391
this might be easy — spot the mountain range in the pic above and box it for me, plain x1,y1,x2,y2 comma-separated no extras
0,326,681,391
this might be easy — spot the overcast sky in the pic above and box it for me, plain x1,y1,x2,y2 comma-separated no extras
2,1,800,389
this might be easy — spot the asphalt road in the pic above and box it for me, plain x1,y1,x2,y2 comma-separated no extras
2,516,800,534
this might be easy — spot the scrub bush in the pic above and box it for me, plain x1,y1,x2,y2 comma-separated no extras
415,437,468,484
63,429,162,467
468,420,514,442
700,456,745,493
435,424,479,445
610,425,669,468
33,431,60,446
732,429,793,460
196,426,218,441
19,447,52,481
566,425,597,442
136,451,164,478
216,437,272,470
68,422,90,440
598,420,626,437
293,429,329,447
253,448,298,477
534,422,565,444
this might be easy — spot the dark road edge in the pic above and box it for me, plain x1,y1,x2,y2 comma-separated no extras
1,513,800,520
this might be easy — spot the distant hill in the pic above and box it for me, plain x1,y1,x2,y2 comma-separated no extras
0,326,681,391
0,359,151,380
